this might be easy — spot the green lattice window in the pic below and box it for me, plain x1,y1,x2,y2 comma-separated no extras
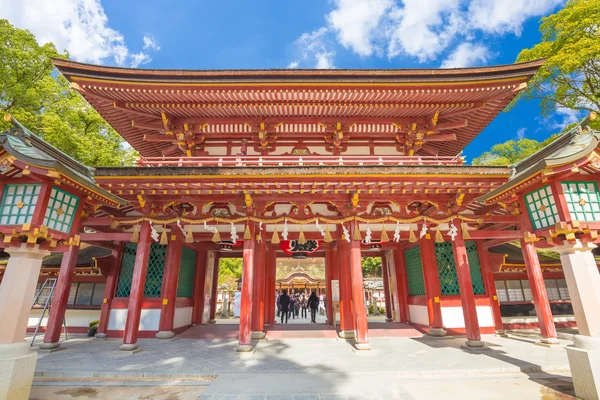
524,185,559,230
43,187,80,233
465,242,485,295
405,245,425,296
144,244,166,298
177,247,197,297
435,241,485,296
115,243,166,298
562,181,600,222
115,243,137,298
0,184,41,225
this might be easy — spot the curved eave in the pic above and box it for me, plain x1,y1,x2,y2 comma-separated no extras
53,58,545,85
479,132,600,204
0,136,127,208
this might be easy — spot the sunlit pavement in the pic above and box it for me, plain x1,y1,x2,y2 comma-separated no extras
30,326,576,399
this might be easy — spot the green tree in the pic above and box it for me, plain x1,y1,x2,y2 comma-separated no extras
218,258,243,292
515,0,600,120
472,134,560,166
0,20,137,166
362,257,382,278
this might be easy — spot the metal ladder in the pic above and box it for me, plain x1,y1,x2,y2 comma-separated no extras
30,278,68,346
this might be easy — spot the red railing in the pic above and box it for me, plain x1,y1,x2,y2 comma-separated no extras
137,154,464,167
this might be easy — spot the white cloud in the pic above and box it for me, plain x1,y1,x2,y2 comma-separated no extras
553,107,582,130
289,0,561,67
468,0,563,35
292,27,336,69
516,127,527,139
287,61,300,69
441,42,491,68
142,35,160,51
0,0,159,67
327,0,393,57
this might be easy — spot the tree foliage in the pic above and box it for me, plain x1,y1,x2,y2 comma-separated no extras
218,258,242,292
0,20,137,166
362,257,382,278
515,0,600,120
472,134,560,166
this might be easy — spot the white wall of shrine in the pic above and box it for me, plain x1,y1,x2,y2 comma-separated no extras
107,308,161,331
174,306,193,329
408,304,429,325
440,305,495,329
28,309,100,329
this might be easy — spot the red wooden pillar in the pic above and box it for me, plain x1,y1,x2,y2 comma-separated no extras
238,223,255,351
452,221,481,346
476,241,505,334
349,220,370,349
157,229,183,338
192,246,208,324
325,246,334,324
380,254,393,322
40,246,80,349
97,243,124,338
337,236,355,336
263,246,277,325
120,221,152,351
208,254,220,322
521,238,558,343
392,247,409,322
419,238,445,335
251,237,266,338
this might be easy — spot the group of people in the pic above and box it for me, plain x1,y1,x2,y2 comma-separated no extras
276,290,321,324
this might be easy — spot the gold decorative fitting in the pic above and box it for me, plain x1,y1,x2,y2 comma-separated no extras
539,204,547,212
409,228,417,243
380,225,390,242
434,227,444,243
16,201,24,209
211,229,221,243
56,207,64,216
271,228,281,244
353,223,362,241
185,226,194,244
130,225,140,243
523,232,538,243
323,226,333,243
243,224,251,240
160,229,168,245
579,198,587,206
298,226,307,245
461,223,471,240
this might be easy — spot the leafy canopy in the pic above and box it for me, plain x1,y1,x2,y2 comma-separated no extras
515,0,600,118
0,19,137,166
472,134,559,166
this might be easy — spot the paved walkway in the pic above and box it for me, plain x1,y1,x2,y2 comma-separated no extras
31,329,577,398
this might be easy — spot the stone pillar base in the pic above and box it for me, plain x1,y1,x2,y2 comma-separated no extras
155,331,175,339
428,328,447,337
567,336,600,400
119,343,142,353
464,340,485,348
236,344,253,352
208,319,217,324
251,331,265,340
385,318,393,322
0,342,38,400
495,329,508,337
338,330,355,339
95,333,107,339
354,342,371,351
540,337,560,345
37,342,64,353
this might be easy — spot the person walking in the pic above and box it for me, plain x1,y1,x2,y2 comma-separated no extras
276,291,281,318
289,296,296,320
308,291,319,323
279,290,290,324
300,295,308,319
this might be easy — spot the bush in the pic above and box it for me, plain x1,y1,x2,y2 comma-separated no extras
89,320,99,330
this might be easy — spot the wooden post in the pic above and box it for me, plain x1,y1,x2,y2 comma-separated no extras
452,220,482,347
157,228,183,338
392,247,409,322
208,254,220,322
476,241,505,335
251,236,266,338
96,243,123,338
192,246,208,324
349,220,370,350
263,246,277,325
419,238,446,335
237,223,255,351
337,236,355,337
381,254,393,322
521,238,558,343
40,246,80,349
120,221,151,351
325,246,334,324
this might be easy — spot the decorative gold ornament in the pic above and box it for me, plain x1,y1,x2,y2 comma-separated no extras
211,229,221,243
159,228,168,245
271,228,281,244
539,204,547,212
323,226,333,243
130,225,139,243
380,225,389,242
579,198,587,206
185,227,194,243
243,224,251,240
434,227,444,243
298,225,307,245
409,228,417,243
56,207,64,216
461,223,471,240
16,201,24,209
353,223,362,241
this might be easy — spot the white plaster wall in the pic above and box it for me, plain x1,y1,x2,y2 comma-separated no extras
441,306,494,328
174,307,193,328
409,305,429,325
107,308,161,331
28,309,100,328
502,315,576,324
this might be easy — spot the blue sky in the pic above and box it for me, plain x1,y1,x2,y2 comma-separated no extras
1,0,576,161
